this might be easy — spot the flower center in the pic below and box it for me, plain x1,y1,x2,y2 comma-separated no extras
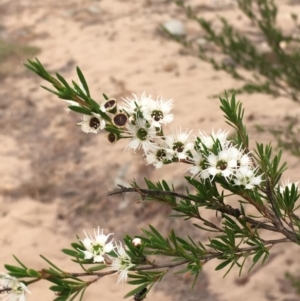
156,149,167,161
216,160,228,171
89,117,100,129
92,244,104,255
136,128,148,141
173,142,184,153
151,110,163,122
13,286,23,295
199,159,206,169
120,255,132,269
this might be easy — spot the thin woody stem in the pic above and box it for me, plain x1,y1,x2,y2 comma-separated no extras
108,186,296,237
40,238,289,279
108,185,193,201
264,179,299,243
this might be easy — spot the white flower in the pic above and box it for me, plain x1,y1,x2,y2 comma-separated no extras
110,243,135,284
77,112,106,134
121,92,173,128
79,227,114,263
234,168,262,189
187,149,205,178
0,273,30,301
165,128,194,160
201,148,237,181
125,118,157,152
141,94,173,128
121,93,147,116
145,141,173,168
278,179,299,194
228,146,253,174
196,129,229,150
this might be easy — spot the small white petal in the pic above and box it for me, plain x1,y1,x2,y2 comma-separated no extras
79,227,114,263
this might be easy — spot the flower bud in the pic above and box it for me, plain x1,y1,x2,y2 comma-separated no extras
104,98,117,114
107,132,118,144
113,113,128,127
132,237,142,247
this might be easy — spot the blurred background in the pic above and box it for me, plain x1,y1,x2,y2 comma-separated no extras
1,0,300,300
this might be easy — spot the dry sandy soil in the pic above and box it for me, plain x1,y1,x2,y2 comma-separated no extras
1,0,300,301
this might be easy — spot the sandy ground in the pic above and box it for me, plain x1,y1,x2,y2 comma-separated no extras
1,0,300,300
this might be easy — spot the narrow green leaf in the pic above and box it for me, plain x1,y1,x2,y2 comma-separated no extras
56,73,72,90
12,255,27,269
77,67,90,97
68,290,82,301
86,265,107,272
61,249,79,257
68,106,91,115
215,259,232,271
40,255,63,272
253,250,264,264
124,284,148,299
26,269,41,277
127,279,147,285
4,265,26,273
50,285,66,292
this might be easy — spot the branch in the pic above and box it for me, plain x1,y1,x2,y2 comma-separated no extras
264,179,299,243
46,238,290,278
108,186,291,235
107,185,193,201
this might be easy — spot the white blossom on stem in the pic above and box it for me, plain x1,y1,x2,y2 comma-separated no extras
121,92,173,128
125,118,157,152
110,243,135,284
145,141,173,168
0,273,30,301
201,147,237,181
165,128,194,160
196,129,229,150
234,168,262,189
230,147,253,174
142,95,173,128
77,113,106,134
79,227,114,263
121,93,148,116
187,149,205,178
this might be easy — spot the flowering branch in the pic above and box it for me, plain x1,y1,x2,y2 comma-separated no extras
1,58,299,301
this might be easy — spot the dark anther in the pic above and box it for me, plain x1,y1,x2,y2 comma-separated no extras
151,110,163,122
156,149,166,160
173,142,184,153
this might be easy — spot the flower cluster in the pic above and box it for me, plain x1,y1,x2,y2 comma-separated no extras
79,227,135,283
68,92,262,189
188,130,262,189
0,273,30,301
